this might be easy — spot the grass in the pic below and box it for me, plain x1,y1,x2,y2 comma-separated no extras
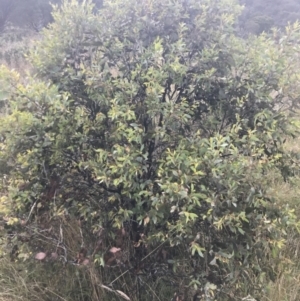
263,229,300,301
260,134,300,301
0,25,38,76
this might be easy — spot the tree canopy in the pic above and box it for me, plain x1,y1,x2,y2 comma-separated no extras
1,0,300,300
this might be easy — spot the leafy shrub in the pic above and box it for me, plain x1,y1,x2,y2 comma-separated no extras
1,0,300,300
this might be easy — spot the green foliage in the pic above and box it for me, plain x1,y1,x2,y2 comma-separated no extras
1,0,300,300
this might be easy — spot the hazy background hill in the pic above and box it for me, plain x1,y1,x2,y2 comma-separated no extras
1,0,300,35
240,0,300,34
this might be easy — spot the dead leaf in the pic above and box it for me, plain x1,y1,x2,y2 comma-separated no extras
144,216,150,225
50,252,58,260
35,252,47,261
82,258,90,266
110,247,121,254
20,220,27,226
105,255,116,266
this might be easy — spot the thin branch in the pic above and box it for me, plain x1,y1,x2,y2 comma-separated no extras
26,200,37,223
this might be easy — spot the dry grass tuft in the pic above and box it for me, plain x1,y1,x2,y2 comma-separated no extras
262,133,300,301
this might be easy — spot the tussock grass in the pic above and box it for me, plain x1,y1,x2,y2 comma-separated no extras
262,134,300,301
263,230,300,301
0,25,38,75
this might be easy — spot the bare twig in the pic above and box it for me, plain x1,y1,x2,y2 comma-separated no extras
26,200,37,223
